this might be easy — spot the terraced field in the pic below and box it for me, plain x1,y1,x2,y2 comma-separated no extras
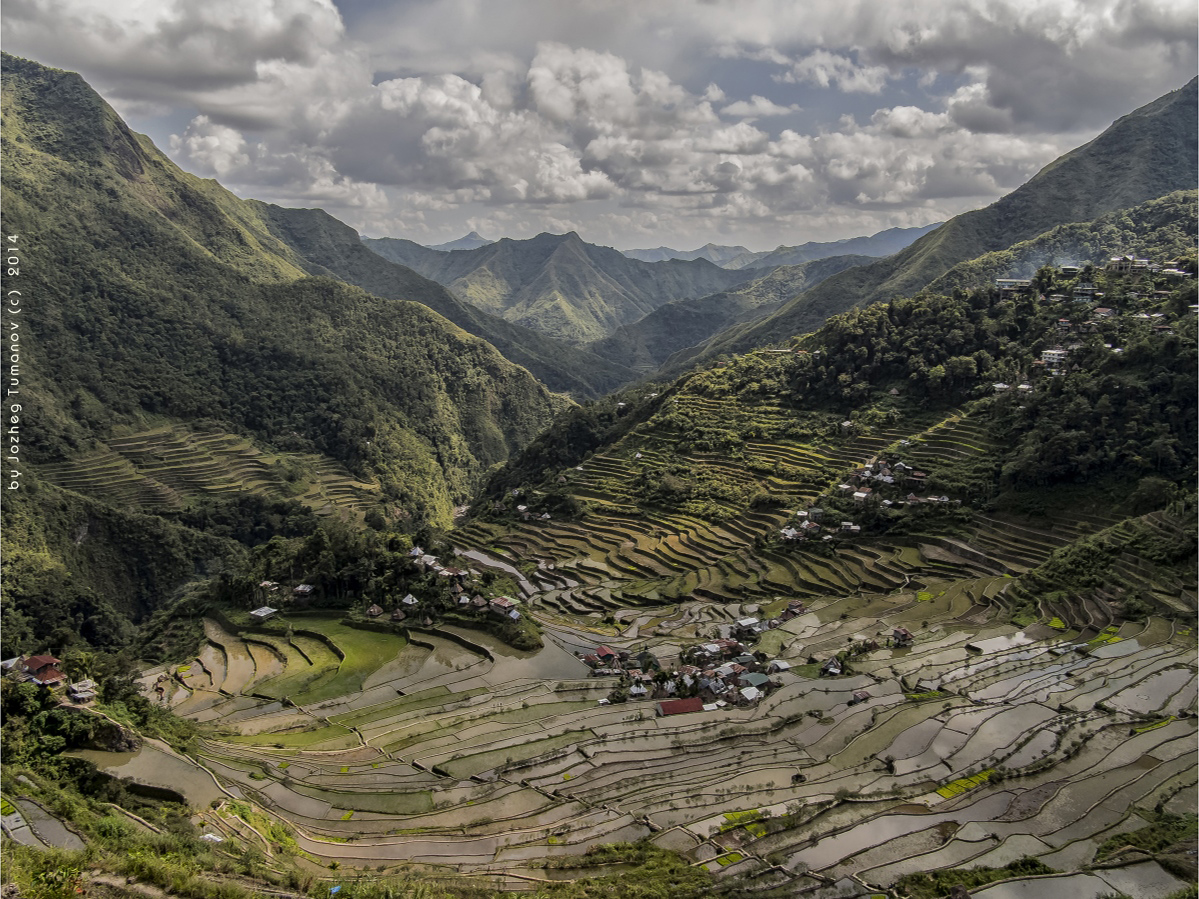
36,425,380,515
126,592,1194,895
111,392,1194,893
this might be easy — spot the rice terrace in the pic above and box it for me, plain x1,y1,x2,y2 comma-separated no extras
69,375,1197,898
3,27,1198,899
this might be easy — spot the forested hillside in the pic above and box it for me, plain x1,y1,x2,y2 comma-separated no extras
585,254,874,373
0,54,570,655
664,77,1199,375
365,231,756,343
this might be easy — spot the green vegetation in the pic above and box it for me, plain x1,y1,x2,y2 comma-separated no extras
365,231,754,345
1094,811,1198,862
894,858,1056,899
586,254,873,373
1,52,568,656
263,205,637,397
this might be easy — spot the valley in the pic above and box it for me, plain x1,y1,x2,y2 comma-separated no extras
1,45,1197,899
66,284,1196,894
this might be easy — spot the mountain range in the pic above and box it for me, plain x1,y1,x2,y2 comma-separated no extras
622,223,942,269
364,231,757,344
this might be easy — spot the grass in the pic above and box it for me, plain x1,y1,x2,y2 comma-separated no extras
1094,811,1198,862
277,616,408,705
1133,716,1176,734
714,852,744,866
225,724,358,749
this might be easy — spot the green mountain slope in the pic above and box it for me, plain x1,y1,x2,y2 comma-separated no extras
247,204,638,397
585,254,874,374
365,231,758,343
1,53,565,528
924,190,1198,297
465,231,1196,625
665,77,1198,375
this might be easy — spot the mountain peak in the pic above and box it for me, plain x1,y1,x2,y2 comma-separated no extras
426,231,493,252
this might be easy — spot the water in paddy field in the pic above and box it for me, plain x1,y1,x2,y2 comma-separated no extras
70,742,227,807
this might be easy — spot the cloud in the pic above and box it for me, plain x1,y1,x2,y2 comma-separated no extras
4,0,1194,249
777,50,890,93
169,116,249,177
721,95,800,119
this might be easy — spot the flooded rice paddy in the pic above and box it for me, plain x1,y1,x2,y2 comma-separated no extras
137,572,1195,895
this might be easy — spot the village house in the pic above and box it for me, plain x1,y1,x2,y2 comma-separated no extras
657,697,704,717
68,679,97,703
23,655,65,686
292,584,314,597
249,606,277,623
820,657,843,677
366,604,383,618
489,596,520,619
737,686,763,705
892,627,914,647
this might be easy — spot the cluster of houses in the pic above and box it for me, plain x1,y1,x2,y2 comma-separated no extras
994,260,1192,374
1,654,97,703
249,547,523,628
779,456,957,544
580,603,812,712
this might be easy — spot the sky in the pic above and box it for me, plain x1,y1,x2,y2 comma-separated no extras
4,0,1196,251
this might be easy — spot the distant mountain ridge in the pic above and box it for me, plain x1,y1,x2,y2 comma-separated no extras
365,231,757,343
725,223,944,269
662,76,1199,376
426,230,493,251
621,224,941,268
585,254,874,374
622,243,754,266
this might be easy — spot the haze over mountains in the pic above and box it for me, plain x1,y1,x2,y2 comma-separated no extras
622,223,942,269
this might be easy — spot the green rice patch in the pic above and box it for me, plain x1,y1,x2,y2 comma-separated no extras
1133,716,1175,734
439,730,594,779
0,798,16,815
906,691,949,702
291,785,433,816
331,686,467,727
936,769,993,799
225,724,357,750
715,852,744,866
283,617,409,705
